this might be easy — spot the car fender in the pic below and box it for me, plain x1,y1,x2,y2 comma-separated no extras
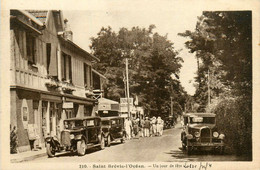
103,132,110,138
75,134,87,142
45,136,53,143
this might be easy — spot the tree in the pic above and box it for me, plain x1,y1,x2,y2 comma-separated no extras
90,25,185,118
179,11,252,110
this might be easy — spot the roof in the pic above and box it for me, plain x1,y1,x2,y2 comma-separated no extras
98,98,119,104
58,36,100,62
101,116,123,121
16,10,44,27
183,113,216,117
92,69,106,79
26,10,48,23
65,116,100,121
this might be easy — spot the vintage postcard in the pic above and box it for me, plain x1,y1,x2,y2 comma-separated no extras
1,0,260,170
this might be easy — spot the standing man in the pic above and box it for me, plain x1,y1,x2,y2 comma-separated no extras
157,117,164,136
124,118,132,140
140,117,145,137
151,116,157,136
144,117,150,137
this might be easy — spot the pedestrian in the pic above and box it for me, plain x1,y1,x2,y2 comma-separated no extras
133,118,139,138
151,116,157,136
140,118,145,137
157,117,164,136
124,117,132,140
144,117,150,137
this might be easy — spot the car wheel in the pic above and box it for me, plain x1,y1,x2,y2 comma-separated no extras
220,146,225,155
121,136,125,143
77,139,86,156
46,143,55,158
182,141,186,151
187,146,192,155
107,135,111,147
100,136,105,150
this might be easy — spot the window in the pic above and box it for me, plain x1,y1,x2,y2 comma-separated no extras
62,53,72,82
84,63,88,87
46,43,51,74
26,33,36,64
87,120,94,127
84,63,92,88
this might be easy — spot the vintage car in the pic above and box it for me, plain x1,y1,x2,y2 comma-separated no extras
181,113,225,154
101,116,125,147
45,116,105,157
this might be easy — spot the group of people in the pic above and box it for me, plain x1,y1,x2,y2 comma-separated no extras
124,116,164,140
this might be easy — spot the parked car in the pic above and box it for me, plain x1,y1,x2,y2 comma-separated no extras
101,116,126,147
45,116,105,157
181,113,225,155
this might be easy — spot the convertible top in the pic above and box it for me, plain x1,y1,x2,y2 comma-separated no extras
183,113,216,117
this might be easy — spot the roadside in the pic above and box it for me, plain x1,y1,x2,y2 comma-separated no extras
10,148,46,163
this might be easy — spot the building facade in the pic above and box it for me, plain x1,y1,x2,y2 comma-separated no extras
10,10,104,152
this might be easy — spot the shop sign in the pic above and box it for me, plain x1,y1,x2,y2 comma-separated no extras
63,102,74,109
98,103,111,110
120,98,133,105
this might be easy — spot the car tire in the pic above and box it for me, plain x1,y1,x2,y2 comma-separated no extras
187,146,192,155
121,136,125,143
46,143,55,158
100,136,105,150
182,142,186,151
220,146,225,155
107,135,111,147
77,139,86,156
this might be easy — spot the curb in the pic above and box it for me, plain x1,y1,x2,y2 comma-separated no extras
11,152,47,163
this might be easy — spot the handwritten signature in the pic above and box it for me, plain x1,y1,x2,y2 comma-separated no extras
199,162,212,170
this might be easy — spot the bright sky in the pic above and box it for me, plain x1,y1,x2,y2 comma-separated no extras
63,9,202,95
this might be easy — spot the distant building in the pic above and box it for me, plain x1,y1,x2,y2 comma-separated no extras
10,10,104,152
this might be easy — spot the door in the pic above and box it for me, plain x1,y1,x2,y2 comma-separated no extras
86,119,97,143
42,102,47,142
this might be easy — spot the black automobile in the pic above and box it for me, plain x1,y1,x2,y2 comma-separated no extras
181,113,225,154
45,116,105,157
101,116,125,147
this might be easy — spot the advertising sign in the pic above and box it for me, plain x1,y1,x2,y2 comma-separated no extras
120,98,133,105
63,102,74,109
98,103,111,110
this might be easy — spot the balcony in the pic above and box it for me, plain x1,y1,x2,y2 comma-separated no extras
61,80,76,94
45,76,60,91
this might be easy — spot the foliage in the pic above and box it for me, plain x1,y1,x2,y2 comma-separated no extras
90,25,185,117
212,96,252,159
10,125,18,154
179,11,252,109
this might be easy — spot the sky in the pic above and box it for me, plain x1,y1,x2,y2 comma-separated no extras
63,9,202,95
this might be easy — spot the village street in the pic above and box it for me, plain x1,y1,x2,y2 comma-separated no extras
27,124,244,163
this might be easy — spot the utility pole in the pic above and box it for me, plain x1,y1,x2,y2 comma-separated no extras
208,69,210,106
170,96,173,117
126,58,130,118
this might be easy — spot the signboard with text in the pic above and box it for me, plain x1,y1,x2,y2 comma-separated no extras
63,102,74,109
120,98,133,105
98,103,111,110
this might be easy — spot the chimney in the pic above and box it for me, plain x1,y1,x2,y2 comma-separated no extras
64,18,73,41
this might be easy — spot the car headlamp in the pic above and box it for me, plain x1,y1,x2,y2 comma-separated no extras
219,134,225,139
213,132,219,138
187,134,193,140
70,134,75,139
195,132,200,138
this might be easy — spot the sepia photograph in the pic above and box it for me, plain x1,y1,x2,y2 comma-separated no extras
1,0,260,170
